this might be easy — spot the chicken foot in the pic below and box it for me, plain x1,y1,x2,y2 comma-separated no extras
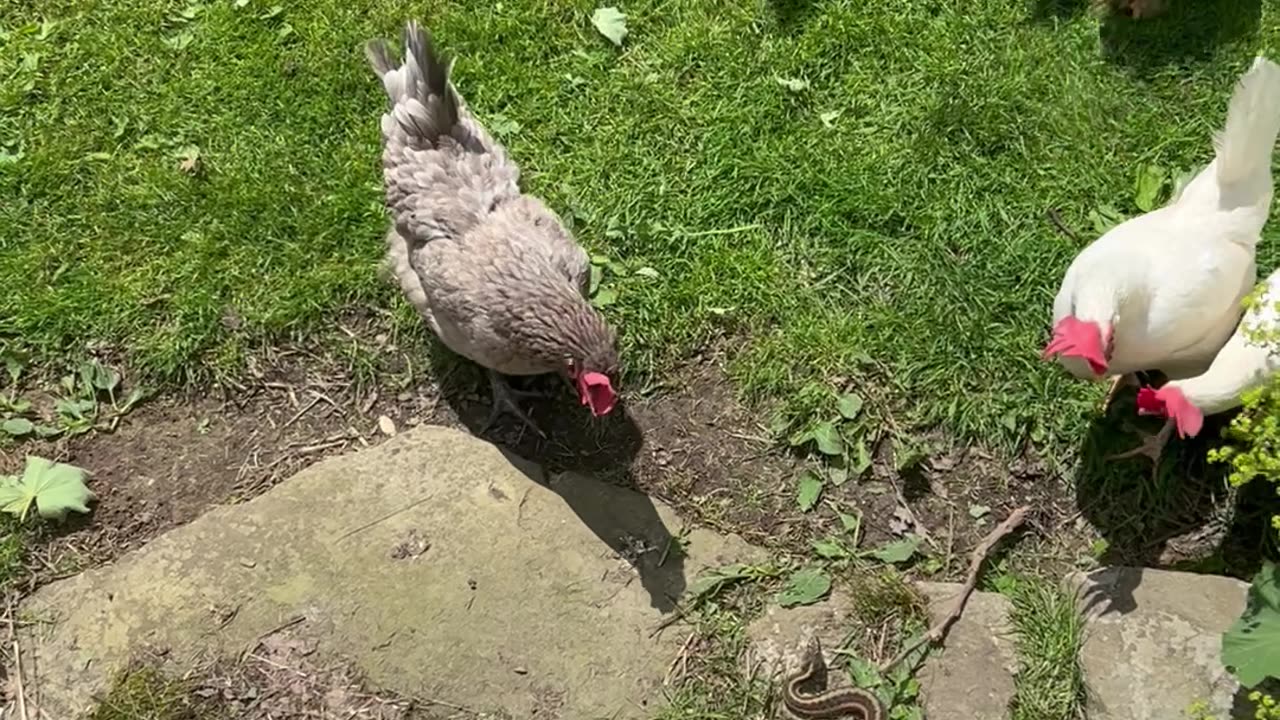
1100,373,1136,413
483,370,548,439
1105,418,1175,478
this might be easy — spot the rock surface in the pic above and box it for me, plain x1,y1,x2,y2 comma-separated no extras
19,425,760,719
917,582,1017,720
1072,566,1250,720
744,582,1016,720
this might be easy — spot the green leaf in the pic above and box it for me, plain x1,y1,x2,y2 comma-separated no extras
776,567,831,607
836,393,863,420
845,656,882,689
867,535,921,565
812,421,844,456
2,418,33,436
1133,164,1167,212
0,456,94,521
1170,163,1202,202
686,563,753,603
838,511,861,535
591,287,618,308
811,538,849,559
892,436,927,471
827,463,849,487
968,504,991,520
591,7,628,46
4,357,21,386
1223,561,1280,688
850,439,873,477
1089,203,1125,235
796,471,823,512
774,76,809,92
487,113,522,137
588,264,604,295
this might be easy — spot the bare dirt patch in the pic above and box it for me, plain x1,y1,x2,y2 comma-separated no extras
0,315,1094,596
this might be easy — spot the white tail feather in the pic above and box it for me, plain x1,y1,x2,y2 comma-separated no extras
1214,56,1280,188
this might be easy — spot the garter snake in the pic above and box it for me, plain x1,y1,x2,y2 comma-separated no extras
781,636,885,720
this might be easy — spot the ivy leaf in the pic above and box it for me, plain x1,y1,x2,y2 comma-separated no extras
591,287,618,308
1089,203,1125,235
796,471,823,512
845,656,882,689
2,418,33,437
850,439,873,477
1170,163,1203,202
1133,164,1167,213
812,538,850,559
838,511,861,536
0,456,94,521
867,535,921,565
686,563,754,604
591,7,628,46
776,567,831,607
1223,561,1280,688
837,393,863,420
486,113,522,138
812,421,844,456
827,463,849,487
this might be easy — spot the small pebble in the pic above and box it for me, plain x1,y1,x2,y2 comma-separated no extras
377,415,397,437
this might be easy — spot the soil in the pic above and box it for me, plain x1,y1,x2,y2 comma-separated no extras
0,313,1103,595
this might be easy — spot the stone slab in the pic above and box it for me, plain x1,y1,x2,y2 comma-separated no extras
1072,566,1250,720
19,425,761,719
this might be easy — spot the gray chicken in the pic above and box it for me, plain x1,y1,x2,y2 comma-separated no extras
365,21,619,435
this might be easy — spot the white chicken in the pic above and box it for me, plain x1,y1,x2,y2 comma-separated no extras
1122,266,1280,470
1043,57,1280,423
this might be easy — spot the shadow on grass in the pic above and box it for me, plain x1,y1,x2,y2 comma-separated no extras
1028,0,1090,22
767,0,820,32
1072,386,1273,609
1098,0,1261,72
423,341,690,612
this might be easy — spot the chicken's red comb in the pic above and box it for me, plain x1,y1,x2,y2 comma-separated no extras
1042,317,1108,375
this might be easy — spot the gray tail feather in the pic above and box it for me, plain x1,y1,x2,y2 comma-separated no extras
365,20,460,143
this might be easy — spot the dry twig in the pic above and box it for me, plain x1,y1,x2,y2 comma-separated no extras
879,505,1030,674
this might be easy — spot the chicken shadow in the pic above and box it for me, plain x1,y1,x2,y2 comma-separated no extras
767,0,819,32
425,344,687,612
1072,386,1271,595
1097,0,1261,73
1027,0,1089,22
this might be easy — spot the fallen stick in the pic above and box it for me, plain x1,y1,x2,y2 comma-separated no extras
879,505,1030,674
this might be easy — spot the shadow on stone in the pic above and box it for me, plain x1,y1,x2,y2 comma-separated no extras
1073,385,1272,582
1097,0,1261,74
426,341,644,481
499,449,688,613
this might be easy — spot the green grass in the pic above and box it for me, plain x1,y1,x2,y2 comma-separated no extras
1008,577,1087,720
3,0,1280,449
91,666,208,720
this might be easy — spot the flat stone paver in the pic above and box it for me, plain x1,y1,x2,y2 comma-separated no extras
19,425,760,719
745,582,1016,720
1072,566,1249,720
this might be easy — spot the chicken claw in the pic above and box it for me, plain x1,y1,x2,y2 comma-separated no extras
1101,373,1136,413
483,370,547,439
1106,418,1174,478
